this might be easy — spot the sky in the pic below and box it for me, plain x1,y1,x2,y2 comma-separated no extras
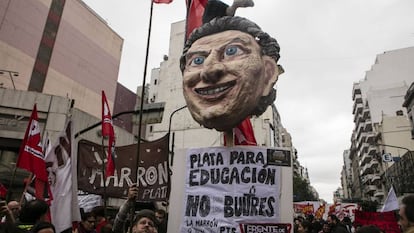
81,0,414,202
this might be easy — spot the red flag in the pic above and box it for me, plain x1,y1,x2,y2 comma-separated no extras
17,104,50,200
354,210,400,233
106,136,116,177
186,0,208,38
102,91,114,138
17,104,48,182
224,118,257,146
102,91,115,177
234,118,257,145
153,0,173,3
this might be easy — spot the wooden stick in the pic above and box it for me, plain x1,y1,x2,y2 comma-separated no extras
225,130,234,147
19,173,33,204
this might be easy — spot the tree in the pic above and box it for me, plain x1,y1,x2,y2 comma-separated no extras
293,176,318,202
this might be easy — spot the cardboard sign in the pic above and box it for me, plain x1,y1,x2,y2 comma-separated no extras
180,147,291,233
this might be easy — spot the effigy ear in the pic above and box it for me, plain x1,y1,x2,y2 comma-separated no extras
262,55,281,96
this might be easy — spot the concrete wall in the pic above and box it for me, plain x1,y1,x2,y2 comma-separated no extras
0,88,71,141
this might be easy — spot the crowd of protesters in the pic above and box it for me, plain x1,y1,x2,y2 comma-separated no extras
294,214,353,233
294,195,414,233
0,187,168,233
1,194,413,233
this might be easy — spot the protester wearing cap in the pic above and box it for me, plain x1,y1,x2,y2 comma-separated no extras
131,209,158,233
112,185,159,233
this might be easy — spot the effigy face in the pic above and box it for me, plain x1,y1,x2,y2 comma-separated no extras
182,30,279,131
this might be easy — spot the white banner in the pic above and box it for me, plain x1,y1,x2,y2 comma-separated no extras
45,121,81,233
180,146,290,233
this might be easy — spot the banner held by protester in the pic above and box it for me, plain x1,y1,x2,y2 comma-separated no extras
77,134,170,201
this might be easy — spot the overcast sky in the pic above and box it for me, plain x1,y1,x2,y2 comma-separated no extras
82,0,414,202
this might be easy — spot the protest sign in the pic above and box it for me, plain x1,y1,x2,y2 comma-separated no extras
77,134,170,201
180,147,291,233
240,223,291,233
294,203,315,215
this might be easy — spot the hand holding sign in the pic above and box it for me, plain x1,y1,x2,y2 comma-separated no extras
128,184,139,201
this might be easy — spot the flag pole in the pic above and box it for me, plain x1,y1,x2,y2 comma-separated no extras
101,137,108,218
19,173,33,205
184,0,192,43
6,166,18,202
134,0,154,181
129,1,155,231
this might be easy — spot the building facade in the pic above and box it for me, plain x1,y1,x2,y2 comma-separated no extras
346,47,414,204
0,0,123,119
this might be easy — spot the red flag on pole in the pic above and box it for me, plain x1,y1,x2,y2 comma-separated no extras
102,91,115,177
16,104,50,199
153,0,173,3
17,104,48,182
185,0,208,38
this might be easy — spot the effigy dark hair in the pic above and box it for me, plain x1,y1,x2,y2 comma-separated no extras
180,16,281,72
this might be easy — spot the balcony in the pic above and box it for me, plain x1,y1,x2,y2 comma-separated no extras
371,174,381,183
364,119,372,131
370,160,379,169
360,153,372,166
361,160,379,175
359,142,369,152
368,145,377,155
374,190,385,197
354,110,360,123
355,123,364,136
353,102,363,115
361,174,373,184
357,132,367,147
366,132,377,143
352,84,362,100
365,185,377,195
362,108,370,119
353,93,363,102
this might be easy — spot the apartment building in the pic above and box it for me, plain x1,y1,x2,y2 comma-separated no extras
341,149,352,199
346,47,414,204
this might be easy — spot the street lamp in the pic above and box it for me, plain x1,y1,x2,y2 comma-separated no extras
168,105,187,166
0,69,19,90
75,103,165,138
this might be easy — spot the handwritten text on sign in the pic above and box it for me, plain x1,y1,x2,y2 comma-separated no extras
181,147,290,233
